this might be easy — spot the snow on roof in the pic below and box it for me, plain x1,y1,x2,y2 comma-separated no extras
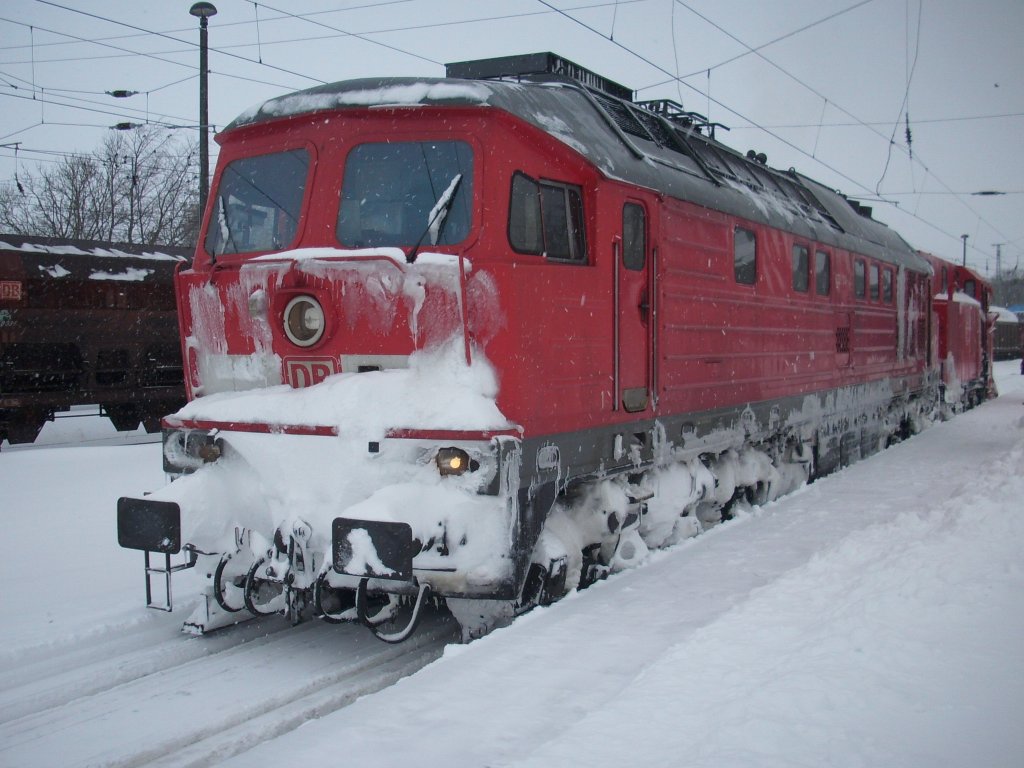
230,79,492,129
0,236,188,261
991,305,1019,323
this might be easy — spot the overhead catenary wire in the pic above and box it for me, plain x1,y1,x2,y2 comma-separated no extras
663,0,1011,252
535,0,1012,260
0,1,1016,265
33,0,327,86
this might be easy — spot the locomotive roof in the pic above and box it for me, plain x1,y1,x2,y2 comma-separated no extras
0,234,188,281
227,75,929,274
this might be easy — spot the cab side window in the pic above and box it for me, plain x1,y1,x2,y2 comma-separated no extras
508,172,587,263
622,203,646,271
882,268,893,303
792,244,809,292
734,226,756,285
815,250,831,295
854,259,866,298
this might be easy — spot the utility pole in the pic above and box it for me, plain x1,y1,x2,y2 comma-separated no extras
961,234,968,267
190,2,217,224
994,243,1003,279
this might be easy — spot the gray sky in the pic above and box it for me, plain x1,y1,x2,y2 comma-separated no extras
1,0,1022,274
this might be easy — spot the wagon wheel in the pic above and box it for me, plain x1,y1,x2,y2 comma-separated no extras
243,556,285,616
213,551,249,613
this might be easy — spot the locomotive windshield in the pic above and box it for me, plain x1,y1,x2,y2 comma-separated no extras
337,140,473,248
205,148,309,257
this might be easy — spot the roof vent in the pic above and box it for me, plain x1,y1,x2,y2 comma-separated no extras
445,52,633,101
846,198,874,219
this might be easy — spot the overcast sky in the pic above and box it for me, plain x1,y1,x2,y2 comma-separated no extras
1,0,1021,274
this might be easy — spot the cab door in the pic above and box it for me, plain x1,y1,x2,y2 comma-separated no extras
616,201,653,413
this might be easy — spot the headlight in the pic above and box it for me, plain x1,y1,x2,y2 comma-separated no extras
435,447,479,476
283,295,325,347
163,428,223,474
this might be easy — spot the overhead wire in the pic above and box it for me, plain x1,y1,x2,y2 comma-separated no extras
250,0,441,66
0,68,196,126
33,0,327,86
0,0,419,53
536,0,1012,258
875,0,921,194
637,0,875,90
2,1,1015,261
667,0,1012,252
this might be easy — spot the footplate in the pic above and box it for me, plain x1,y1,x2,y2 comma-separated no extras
332,518,417,581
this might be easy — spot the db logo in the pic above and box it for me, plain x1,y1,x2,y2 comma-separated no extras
285,357,338,388
1,281,22,301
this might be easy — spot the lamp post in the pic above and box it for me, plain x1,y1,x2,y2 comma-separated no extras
189,2,217,222
961,234,968,267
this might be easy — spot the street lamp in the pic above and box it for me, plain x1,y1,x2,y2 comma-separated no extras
189,2,217,222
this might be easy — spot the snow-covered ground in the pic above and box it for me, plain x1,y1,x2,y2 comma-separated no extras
2,362,1022,767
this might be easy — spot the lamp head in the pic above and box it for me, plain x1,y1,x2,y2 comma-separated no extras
189,2,217,19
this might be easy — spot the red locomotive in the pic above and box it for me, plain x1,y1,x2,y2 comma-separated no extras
918,252,996,410
117,53,986,641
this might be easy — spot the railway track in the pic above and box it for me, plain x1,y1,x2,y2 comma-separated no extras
0,609,458,768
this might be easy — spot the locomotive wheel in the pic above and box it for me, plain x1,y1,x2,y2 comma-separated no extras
213,552,248,613
243,557,285,615
313,569,356,624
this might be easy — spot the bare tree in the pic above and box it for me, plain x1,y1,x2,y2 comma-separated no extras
0,128,200,246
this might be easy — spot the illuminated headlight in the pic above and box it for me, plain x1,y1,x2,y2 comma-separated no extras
435,447,479,476
283,295,325,347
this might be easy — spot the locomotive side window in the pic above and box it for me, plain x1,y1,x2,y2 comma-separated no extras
734,227,756,285
509,173,543,253
622,203,646,271
869,263,880,300
337,140,473,249
815,250,831,295
792,244,809,292
882,268,893,303
508,172,587,263
205,148,309,256
854,259,866,298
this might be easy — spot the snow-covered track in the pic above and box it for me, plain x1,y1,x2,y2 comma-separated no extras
0,612,457,768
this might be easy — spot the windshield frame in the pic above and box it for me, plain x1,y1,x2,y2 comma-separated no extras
335,137,476,251
199,139,316,265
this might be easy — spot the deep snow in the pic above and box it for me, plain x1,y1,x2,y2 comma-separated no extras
1,362,1022,767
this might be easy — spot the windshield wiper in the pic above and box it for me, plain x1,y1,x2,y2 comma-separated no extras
406,173,463,264
211,195,240,266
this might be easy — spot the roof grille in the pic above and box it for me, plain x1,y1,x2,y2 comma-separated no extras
589,90,654,141
445,52,633,101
